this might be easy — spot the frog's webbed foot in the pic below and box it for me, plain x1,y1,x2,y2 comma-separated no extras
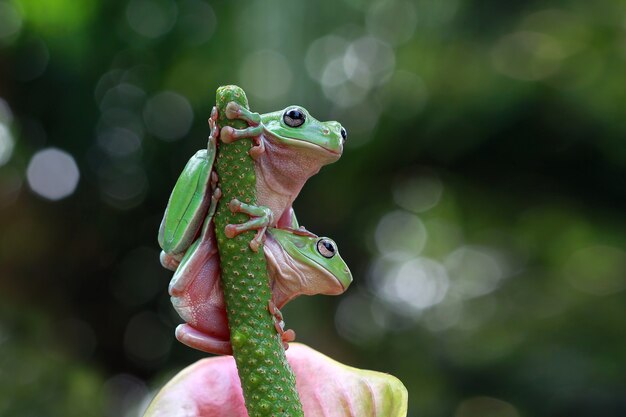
175,324,233,355
220,102,265,159
268,300,296,350
224,199,273,252
160,251,183,271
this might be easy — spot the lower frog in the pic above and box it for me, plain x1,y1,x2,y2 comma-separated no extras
165,188,352,355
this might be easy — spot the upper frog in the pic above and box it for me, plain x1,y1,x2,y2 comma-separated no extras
220,103,347,239
160,102,347,258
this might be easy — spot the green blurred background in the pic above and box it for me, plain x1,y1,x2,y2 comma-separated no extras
1,0,625,416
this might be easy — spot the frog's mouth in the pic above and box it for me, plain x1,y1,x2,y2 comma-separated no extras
263,129,342,158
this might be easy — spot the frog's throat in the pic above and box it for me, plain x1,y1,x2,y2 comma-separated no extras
254,135,330,208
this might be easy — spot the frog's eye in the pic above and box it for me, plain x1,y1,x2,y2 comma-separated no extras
316,238,336,259
283,107,306,128
340,127,347,143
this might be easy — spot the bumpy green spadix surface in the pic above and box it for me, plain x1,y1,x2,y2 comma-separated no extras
213,86,303,416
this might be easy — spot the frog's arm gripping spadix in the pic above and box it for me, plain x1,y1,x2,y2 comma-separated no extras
158,123,218,261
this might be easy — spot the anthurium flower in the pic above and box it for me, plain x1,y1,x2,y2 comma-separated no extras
144,343,408,417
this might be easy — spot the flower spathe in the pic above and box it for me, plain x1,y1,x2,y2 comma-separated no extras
144,343,408,417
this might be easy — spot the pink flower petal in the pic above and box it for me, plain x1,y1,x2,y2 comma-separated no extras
144,343,407,417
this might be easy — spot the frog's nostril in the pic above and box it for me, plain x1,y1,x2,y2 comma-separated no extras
340,127,347,142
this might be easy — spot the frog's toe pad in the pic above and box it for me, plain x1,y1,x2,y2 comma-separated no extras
227,199,242,213
224,224,238,238
219,126,236,144
225,102,241,120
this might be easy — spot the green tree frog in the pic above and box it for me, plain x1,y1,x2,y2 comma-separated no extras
165,186,352,355
158,102,347,257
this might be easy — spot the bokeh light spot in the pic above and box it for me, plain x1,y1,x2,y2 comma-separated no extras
345,36,395,87
97,127,142,158
393,173,443,213
445,246,503,299
0,124,15,167
0,2,22,39
239,50,293,101
99,83,146,112
0,98,13,125
320,36,395,107
564,245,626,296
98,108,144,138
143,91,193,141
377,257,449,314
366,0,418,46
492,31,566,81
306,35,349,83
375,210,428,259
0,98,14,124
26,148,80,201
321,57,349,89
126,0,177,38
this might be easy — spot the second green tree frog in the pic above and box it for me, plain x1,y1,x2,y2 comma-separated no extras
166,189,352,355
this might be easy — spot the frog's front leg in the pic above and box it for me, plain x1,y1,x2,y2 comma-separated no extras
224,199,273,252
220,102,265,159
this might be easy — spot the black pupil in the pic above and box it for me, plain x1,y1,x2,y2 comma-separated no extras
323,241,335,254
284,108,305,127
340,127,347,141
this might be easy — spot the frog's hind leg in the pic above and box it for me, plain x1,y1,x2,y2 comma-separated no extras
268,300,296,350
175,324,233,355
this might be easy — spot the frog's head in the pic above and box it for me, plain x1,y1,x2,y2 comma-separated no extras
268,228,352,306
261,106,347,162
